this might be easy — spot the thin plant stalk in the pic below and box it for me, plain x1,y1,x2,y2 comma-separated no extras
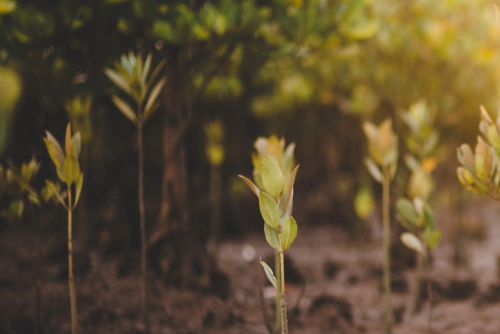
426,254,433,334
137,122,149,333
209,163,221,265
275,250,281,333
382,166,392,334
412,252,424,314
67,185,78,334
278,234,288,334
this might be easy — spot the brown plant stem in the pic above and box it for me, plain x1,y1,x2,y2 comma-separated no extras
67,186,78,334
209,164,221,265
412,252,424,314
275,250,281,333
279,250,288,334
138,123,149,333
426,254,433,334
382,166,392,334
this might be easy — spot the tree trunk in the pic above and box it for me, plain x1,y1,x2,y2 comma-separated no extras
148,49,211,288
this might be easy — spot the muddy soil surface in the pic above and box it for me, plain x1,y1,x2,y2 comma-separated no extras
2,201,500,334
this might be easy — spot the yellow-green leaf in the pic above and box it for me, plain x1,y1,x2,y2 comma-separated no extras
264,223,279,250
72,132,81,158
401,232,425,254
261,155,284,198
258,191,280,229
238,175,260,197
43,131,64,169
73,173,84,208
260,260,278,291
111,95,138,125
62,155,80,185
281,216,298,250
65,123,72,157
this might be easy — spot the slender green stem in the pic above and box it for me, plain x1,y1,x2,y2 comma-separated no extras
67,185,78,334
279,250,288,334
138,124,149,333
275,250,281,333
382,166,392,334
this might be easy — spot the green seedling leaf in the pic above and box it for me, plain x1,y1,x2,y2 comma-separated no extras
111,95,138,125
45,180,67,208
141,54,152,89
261,155,284,198
427,230,441,249
260,260,278,291
143,77,166,120
62,155,80,185
73,173,84,209
401,232,425,254
396,198,418,226
259,191,280,229
264,223,279,249
364,158,383,183
28,190,40,206
457,144,475,171
65,124,72,157
281,216,298,250
354,187,374,219
44,131,64,169
238,175,260,197
71,132,81,158
146,58,167,90
282,165,299,216
104,68,132,95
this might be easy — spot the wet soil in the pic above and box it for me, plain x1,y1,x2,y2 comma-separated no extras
2,201,500,334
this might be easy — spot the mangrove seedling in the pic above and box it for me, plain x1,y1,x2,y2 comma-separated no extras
396,197,441,333
105,51,166,333
400,100,441,314
363,118,398,334
245,135,296,332
239,137,299,334
43,123,84,334
457,106,500,199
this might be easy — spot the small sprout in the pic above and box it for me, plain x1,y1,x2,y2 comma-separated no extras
363,118,398,334
240,135,298,334
43,123,83,334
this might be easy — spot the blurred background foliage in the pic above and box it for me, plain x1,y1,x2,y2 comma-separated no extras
0,0,500,271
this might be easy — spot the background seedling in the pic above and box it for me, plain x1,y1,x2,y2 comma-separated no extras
399,100,441,316
457,106,500,200
205,119,225,266
105,52,166,333
43,123,84,334
363,118,398,334
239,136,298,334
396,198,440,333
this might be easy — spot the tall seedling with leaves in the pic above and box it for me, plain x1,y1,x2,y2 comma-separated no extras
396,100,441,319
44,124,83,334
239,136,298,334
105,52,166,332
363,119,398,334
